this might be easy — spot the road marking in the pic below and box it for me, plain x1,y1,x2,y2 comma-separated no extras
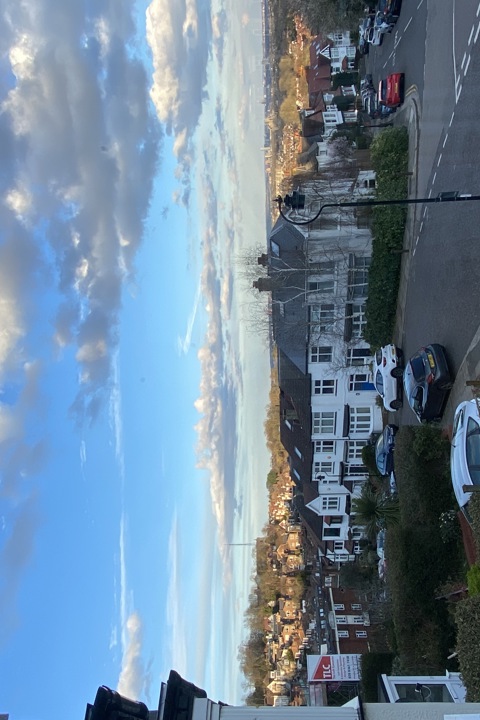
461,51,467,69
428,189,432,198
465,54,471,74
433,171,437,184
477,1,480,16
469,26,475,44
475,21,480,43
405,17,412,31
443,134,448,148
449,111,455,127
417,0,424,7
456,83,463,103
455,74,462,89
437,153,442,167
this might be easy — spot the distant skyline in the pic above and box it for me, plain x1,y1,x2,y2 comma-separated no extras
0,0,271,717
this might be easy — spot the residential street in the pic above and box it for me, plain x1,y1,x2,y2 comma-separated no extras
366,0,480,426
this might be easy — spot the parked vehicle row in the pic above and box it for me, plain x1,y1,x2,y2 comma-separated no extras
357,0,403,54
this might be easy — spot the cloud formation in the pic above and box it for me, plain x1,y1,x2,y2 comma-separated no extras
0,0,161,639
145,0,211,204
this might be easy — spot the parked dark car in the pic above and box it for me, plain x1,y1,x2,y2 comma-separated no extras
403,344,453,422
377,0,402,20
375,424,398,476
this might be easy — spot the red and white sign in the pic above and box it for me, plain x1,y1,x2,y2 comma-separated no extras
307,654,361,682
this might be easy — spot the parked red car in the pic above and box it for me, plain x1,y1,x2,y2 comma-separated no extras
378,72,405,108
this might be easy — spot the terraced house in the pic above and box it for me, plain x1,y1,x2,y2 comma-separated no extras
255,169,382,569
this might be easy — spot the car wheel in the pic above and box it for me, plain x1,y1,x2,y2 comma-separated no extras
390,399,402,410
391,366,403,378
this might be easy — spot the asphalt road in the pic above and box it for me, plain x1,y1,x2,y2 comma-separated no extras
365,0,480,426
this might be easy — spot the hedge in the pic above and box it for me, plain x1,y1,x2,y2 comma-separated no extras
363,127,409,349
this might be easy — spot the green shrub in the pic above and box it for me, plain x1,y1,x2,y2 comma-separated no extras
363,128,409,349
456,595,480,700
467,565,480,596
469,492,480,554
360,653,394,701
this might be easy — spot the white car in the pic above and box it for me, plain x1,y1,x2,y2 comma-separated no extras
450,399,480,523
373,344,404,411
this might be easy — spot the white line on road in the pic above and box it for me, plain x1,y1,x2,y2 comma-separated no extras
443,134,449,148
417,0,423,8
469,25,475,44
449,111,455,127
465,54,471,74
437,154,442,167
456,83,463,103
428,189,432,198
461,51,467,69
455,74,462,89
475,21,480,43
433,171,437,184
405,17,412,31
477,2,480,16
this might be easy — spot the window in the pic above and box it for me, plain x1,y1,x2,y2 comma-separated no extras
348,255,370,299
329,516,343,525
308,279,334,294
294,446,303,459
293,469,301,481
310,304,335,332
324,527,341,537
351,604,362,610
310,346,333,363
356,631,367,638
314,460,334,477
349,406,371,434
322,496,340,511
351,303,367,338
344,464,367,477
309,259,335,272
348,373,371,391
353,541,362,554
285,419,292,430
314,440,335,454
338,630,349,638
336,615,347,624
347,440,367,461
313,379,336,395
313,411,336,434
346,347,371,366
333,541,344,551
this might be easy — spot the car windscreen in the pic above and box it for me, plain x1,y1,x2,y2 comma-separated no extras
466,417,480,485
409,354,426,381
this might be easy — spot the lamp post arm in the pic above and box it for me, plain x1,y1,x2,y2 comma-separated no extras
276,192,480,227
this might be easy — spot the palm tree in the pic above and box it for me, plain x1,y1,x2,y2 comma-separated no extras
351,484,400,540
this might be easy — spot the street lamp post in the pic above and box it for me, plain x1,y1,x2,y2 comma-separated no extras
275,191,480,226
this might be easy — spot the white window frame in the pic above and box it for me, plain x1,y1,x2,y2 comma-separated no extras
338,630,349,638
310,346,333,363
322,496,340,511
313,411,336,434
349,406,372,434
348,372,371,391
347,440,367,461
313,378,337,395
346,347,371,366
314,439,335,454
356,630,367,638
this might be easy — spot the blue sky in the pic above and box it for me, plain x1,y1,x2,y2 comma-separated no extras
0,0,271,717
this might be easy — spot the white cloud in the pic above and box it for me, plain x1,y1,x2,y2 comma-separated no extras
117,611,147,700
